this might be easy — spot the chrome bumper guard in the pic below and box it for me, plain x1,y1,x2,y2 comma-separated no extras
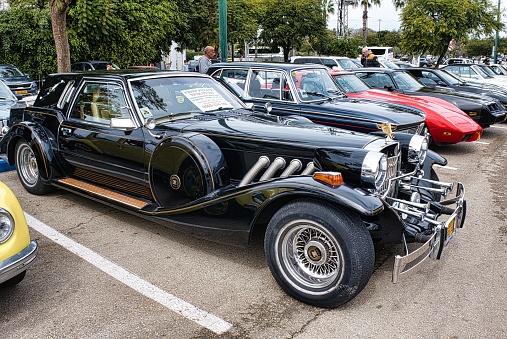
0,240,38,284
392,182,465,283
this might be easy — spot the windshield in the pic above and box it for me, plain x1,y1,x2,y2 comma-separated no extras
332,74,369,93
472,65,491,78
381,60,399,69
336,58,359,70
477,65,497,78
437,69,467,85
130,76,245,120
0,65,24,78
392,71,423,90
291,68,344,101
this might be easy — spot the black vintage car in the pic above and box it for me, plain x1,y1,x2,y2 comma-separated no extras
0,70,466,308
353,68,507,127
207,62,427,135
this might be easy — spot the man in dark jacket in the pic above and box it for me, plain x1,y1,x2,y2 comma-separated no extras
361,47,380,67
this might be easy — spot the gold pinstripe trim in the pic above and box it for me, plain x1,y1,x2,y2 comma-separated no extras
10,123,50,178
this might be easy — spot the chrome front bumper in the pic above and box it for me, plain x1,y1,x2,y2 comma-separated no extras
0,240,38,284
392,182,465,283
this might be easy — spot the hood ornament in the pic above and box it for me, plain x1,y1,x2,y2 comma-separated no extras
377,122,397,141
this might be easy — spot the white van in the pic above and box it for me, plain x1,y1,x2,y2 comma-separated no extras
365,47,394,60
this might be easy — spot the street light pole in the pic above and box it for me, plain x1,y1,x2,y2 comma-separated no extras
219,0,228,62
493,0,500,63
378,19,381,46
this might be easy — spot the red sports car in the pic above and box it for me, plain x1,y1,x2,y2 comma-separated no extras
331,71,483,144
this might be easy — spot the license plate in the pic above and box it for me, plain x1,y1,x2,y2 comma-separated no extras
15,90,28,95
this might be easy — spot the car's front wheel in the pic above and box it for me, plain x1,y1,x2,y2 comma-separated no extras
15,140,53,195
264,199,375,308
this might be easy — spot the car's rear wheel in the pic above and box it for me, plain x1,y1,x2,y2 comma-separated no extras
15,140,53,195
264,199,375,308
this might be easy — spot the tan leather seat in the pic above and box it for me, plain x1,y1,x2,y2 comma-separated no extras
90,87,110,121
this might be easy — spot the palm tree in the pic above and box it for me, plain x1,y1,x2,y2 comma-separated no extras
354,0,381,43
322,0,336,24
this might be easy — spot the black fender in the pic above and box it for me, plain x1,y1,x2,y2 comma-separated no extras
1,122,59,182
149,133,230,207
244,177,404,244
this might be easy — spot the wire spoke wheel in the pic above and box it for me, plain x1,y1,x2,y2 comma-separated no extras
278,220,345,292
265,199,374,308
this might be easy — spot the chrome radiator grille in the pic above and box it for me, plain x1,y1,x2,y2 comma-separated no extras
381,152,400,197
364,138,401,197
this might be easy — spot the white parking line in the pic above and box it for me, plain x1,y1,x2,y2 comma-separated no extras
25,213,232,335
433,164,458,170
490,125,506,129
475,141,490,145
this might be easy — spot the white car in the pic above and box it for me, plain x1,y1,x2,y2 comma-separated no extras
442,63,507,88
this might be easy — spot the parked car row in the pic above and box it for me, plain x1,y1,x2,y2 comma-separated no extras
0,66,467,308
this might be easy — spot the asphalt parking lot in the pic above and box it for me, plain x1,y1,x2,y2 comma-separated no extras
1,125,506,338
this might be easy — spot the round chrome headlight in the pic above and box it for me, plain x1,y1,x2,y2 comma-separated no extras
361,151,388,190
408,134,429,165
0,208,15,243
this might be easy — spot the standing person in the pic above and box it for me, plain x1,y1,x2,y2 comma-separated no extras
182,59,189,71
483,56,491,65
360,47,380,67
197,46,215,74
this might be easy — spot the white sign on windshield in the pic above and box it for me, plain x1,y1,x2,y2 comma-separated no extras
181,88,234,112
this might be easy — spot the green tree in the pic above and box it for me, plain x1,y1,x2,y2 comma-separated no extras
465,38,495,58
173,0,260,56
258,0,327,62
396,0,501,66
313,31,365,58
68,0,180,67
0,6,55,81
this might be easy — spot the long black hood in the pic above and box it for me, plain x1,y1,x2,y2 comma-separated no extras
301,97,426,125
404,87,493,106
156,111,385,151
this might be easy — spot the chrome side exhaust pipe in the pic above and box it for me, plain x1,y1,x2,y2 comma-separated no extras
239,156,270,187
260,157,286,181
280,159,302,177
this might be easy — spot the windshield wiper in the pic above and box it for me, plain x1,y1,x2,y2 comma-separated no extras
304,92,327,98
205,106,234,112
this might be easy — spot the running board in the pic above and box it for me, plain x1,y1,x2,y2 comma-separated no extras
57,177,150,209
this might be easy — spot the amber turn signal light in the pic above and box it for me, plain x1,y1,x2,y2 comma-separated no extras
313,172,344,187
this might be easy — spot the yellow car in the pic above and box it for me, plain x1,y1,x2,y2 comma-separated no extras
0,181,37,287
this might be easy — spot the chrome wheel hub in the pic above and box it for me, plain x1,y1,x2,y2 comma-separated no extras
277,220,345,294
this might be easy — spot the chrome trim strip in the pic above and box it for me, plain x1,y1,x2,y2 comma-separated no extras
0,241,38,284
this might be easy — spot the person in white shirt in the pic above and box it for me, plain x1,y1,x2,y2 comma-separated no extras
197,46,215,74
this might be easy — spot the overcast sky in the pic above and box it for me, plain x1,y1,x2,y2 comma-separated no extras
327,2,401,32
